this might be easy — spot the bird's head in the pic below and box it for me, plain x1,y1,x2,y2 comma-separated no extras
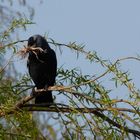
27,35,49,50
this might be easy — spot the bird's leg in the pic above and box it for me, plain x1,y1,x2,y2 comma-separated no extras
30,86,38,97
44,84,55,101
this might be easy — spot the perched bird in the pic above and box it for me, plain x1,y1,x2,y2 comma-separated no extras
27,35,57,104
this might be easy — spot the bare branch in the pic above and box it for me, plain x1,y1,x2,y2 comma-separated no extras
23,104,137,114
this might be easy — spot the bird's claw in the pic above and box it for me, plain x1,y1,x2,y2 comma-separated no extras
30,87,38,96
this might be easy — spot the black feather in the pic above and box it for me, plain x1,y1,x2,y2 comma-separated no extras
27,35,57,104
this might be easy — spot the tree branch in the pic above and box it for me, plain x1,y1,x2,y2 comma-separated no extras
23,104,137,113
0,85,139,138
22,104,140,138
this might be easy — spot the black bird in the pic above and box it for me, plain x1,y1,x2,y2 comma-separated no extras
27,35,57,104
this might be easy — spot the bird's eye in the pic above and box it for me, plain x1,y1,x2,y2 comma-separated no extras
28,37,35,46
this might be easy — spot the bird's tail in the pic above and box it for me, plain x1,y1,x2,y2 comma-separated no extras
35,91,53,104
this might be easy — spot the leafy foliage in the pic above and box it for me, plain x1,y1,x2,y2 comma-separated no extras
0,1,140,140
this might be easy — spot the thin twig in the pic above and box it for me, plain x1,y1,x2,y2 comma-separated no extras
0,55,14,73
4,40,27,47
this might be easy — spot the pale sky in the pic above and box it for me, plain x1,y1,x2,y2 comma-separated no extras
16,0,140,89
